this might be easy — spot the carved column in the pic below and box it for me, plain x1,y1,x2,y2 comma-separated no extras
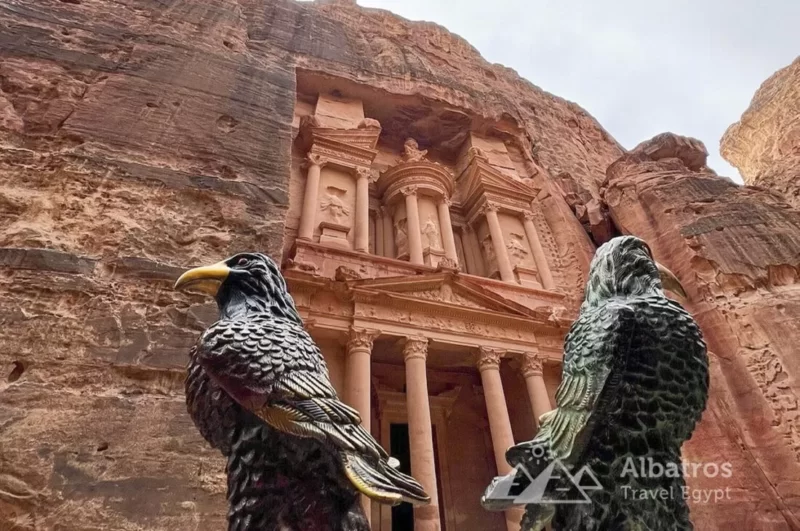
355,168,371,253
404,337,440,531
346,327,378,524
523,211,555,290
482,203,515,283
381,206,395,258
477,347,522,531
519,352,552,427
298,153,324,241
437,197,459,266
402,186,424,265
346,327,378,431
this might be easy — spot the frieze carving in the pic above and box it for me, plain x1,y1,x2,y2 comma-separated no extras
353,303,538,344
348,327,379,352
404,337,429,361
403,286,483,309
437,257,459,271
401,138,428,163
477,346,505,371
520,352,543,376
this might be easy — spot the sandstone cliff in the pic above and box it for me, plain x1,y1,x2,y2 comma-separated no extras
604,133,800,529
0,1,618,528
721,56,800,208
2,0,799,529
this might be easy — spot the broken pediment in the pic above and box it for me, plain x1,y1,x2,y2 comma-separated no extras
459,158,536,215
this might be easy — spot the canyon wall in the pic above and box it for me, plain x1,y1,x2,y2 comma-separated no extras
721,56,800,208
0,0,613,528
604,133,800,529
1,0,798,529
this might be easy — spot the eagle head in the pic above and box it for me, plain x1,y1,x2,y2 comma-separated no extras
174,252,301,322
583,235,686,306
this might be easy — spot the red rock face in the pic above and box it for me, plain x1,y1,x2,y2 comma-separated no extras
604,133,800,529
1,1,797,530
721,57,800,208
0,1,612,528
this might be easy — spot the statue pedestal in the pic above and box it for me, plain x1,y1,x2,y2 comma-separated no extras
514,265,543,289
423,247,446,268
319,221,351,249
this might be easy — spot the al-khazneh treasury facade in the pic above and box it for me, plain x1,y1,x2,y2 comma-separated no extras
281,86,576,531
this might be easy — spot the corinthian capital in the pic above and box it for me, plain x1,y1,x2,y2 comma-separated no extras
400,185,419,197
356,167,373,181
347,327,379,352
520,352,543,377
306,152,327,168
523,210,537,222
480,202,499,216
403,337,428,361
476,346,504,371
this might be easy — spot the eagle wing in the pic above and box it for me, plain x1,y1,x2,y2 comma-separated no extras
507,301,637,468
194,317,429,505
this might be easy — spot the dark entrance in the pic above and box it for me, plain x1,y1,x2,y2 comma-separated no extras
390,423,414,531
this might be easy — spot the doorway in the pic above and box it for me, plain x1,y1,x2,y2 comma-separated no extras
390,423,414,530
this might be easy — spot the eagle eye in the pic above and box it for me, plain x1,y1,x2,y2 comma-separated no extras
237,257,249,267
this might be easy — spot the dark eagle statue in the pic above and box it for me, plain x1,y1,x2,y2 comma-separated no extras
482,235,709,531
174,253,429,531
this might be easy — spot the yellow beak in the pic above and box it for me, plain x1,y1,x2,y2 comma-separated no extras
174,261,231,296
655,262,687,298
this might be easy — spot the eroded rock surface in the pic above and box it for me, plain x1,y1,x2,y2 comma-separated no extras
604,133,800,529
722,56,800,207
0,0,617,528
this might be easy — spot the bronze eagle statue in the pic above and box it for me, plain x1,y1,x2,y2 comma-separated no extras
482,235,709,531
175,252,429,531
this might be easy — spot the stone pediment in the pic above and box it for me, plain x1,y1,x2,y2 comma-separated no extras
352,273,532,317
460,159,536,213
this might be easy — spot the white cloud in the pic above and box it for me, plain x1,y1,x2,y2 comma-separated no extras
358,0,800,183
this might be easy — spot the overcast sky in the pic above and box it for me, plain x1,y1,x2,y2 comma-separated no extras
357,0,799,183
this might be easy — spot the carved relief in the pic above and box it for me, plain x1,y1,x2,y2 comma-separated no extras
395,218,409,257
402,287,484,310
482,236,498,273
320,186,350,223
401,138,428,163
507,233,529,264
422,214,442,251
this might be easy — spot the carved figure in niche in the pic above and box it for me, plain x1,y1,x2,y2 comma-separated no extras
422,215,442,251
401,138,428,162
320,187,350,223
467,145,489,162
482,236,497,269
395,218,409,257
507,233,529,264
